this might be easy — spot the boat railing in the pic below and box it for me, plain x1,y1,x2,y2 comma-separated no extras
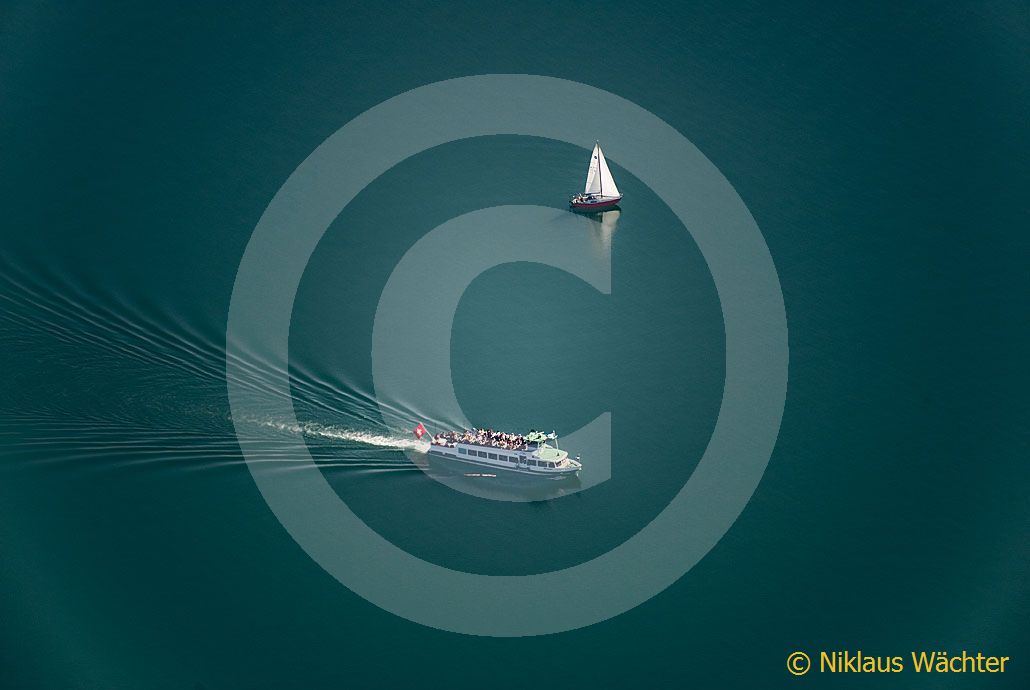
457,440,529,451
433,438,529,451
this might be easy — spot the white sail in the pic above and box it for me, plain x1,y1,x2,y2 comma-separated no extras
583,143,620,198
583,143,601,194
597,146,620,198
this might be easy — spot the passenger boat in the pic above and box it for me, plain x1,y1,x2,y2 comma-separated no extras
415,424,581,477
570,142,622,211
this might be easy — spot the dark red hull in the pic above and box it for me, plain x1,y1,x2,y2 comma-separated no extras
569,195,622,211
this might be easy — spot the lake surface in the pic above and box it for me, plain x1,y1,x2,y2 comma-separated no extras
1,2,1027,688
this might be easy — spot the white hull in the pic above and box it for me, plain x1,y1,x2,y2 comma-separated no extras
428,442,580,477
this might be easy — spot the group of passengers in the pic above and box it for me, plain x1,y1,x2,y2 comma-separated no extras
431,427,533,451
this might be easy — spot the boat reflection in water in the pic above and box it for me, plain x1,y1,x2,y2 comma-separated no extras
585,208,620,258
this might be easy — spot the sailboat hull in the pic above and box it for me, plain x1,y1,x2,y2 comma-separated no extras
570,195,622,211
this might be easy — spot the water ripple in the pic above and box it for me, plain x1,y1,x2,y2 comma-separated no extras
0,255,425,478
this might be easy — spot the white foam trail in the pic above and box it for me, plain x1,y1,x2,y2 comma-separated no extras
255,419,430,452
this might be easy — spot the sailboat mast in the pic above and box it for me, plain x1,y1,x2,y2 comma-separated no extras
597,142,602,197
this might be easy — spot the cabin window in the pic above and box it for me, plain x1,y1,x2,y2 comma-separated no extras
488,453,497,460
458,448,466,454
478,451,487,458
527,459,536,466
547,462,555,468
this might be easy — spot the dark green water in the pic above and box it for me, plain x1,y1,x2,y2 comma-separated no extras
1,2,1027,688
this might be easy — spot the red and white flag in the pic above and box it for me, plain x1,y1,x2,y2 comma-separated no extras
413,422,427,439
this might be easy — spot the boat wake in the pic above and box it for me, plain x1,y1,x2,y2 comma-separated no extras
0,255,428,476
254,418,430,453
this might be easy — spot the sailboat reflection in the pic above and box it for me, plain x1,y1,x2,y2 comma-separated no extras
584,208,620,258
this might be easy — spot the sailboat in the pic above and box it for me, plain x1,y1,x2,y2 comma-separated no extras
570,142,622,211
